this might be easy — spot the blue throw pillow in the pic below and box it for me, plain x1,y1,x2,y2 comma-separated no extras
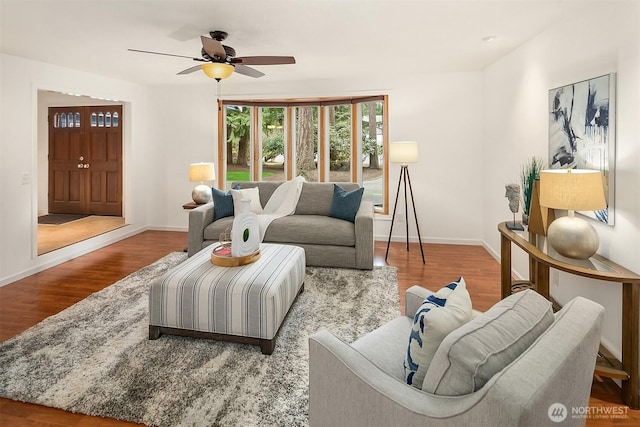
212,185,239,220
329,184,364,223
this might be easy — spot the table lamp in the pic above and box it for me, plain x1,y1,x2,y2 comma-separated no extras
385,141,425,264
539,169,606,259
189,162,215,204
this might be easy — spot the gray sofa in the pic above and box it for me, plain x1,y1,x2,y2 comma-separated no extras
188,181,374,270
309,287,604,427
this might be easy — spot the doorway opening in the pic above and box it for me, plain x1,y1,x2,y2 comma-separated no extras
37,92,126,255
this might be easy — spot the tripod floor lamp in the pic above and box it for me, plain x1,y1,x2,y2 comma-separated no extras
385,141,425,263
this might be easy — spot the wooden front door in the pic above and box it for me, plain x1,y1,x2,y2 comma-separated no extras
48,106,123,216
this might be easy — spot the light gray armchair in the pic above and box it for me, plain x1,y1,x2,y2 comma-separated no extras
309,286,604,427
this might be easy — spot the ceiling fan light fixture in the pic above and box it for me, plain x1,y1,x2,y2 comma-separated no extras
201,63,234,80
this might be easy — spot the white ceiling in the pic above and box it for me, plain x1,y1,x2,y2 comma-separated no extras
1,0,578,86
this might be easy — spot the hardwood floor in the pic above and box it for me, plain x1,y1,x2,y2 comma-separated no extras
0,232,636,426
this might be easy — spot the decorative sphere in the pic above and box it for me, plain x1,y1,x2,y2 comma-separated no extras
192,184,212,204
547,216,599,259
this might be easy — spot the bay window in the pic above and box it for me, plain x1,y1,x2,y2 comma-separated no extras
217,95,388,213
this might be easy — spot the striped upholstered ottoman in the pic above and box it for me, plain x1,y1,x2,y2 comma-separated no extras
148,243,305,354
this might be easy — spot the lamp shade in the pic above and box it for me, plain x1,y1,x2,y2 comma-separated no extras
539,169,606,211
201,63,234,80
189,162,215,182
390,141,419,163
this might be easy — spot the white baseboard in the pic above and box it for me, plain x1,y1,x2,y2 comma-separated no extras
374,234,483,246
482,241,500,262
482,240,528,281
147,225,188,232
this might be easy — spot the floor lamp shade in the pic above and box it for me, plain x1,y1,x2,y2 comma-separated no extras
390,141,419,163
189,162,215,204
539,169,606,259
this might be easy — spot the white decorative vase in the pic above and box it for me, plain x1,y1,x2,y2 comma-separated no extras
231,199,260,257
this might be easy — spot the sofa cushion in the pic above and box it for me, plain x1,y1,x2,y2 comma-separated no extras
329,185,365,223
295,182,359,216
422,289,554,395
212,187,235,220
231,187,263,214
206,215,357,247
204,217,235,241
403,278,472,388
263,215,356,247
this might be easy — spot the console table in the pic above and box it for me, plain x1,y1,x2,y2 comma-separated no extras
498,221,640,409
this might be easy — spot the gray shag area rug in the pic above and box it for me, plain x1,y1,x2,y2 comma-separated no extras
0,253,399,426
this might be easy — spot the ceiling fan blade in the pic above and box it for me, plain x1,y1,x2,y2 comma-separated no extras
232,56,296,66
128,48,205,61
233,64,265,78
177,64,203,75
201,36,227,59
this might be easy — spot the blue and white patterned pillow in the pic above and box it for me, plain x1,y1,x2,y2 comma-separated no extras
404,277,473,388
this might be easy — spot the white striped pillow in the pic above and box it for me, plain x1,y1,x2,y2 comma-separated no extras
403,277,472,388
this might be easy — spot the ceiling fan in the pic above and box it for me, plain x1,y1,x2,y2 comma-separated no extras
128,30,295,80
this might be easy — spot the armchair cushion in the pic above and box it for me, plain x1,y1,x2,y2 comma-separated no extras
403,277,472,388
329,184,364,223
423,289,554,396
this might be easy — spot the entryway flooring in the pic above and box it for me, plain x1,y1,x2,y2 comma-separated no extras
37,215,126,255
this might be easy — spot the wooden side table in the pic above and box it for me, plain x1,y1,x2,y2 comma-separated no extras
499,221,640,409
182,201,206,210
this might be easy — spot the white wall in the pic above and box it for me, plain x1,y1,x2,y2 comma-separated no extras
482,1,639,370
0,54,151,285
145,72,485,245
144,84,220,231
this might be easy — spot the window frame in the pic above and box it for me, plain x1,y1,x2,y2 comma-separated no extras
217,95,389,214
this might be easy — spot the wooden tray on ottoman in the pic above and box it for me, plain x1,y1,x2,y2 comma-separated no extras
211,244,260,267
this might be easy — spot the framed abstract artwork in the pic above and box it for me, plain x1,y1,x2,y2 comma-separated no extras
548,73,616,225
